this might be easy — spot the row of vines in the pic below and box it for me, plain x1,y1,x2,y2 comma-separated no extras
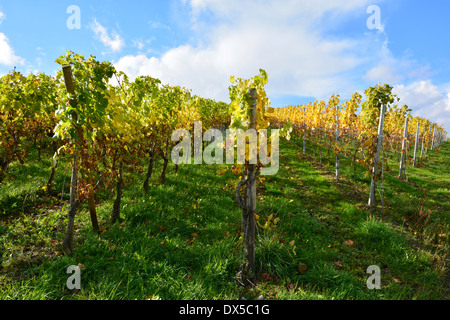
0,51,231,257
1,52,446,284
272,84,447,206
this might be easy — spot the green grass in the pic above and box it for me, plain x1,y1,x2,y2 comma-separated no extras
0,138,448,300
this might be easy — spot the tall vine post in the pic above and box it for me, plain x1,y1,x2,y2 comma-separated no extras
368,104,386,207
335,104,340,181
61,65,80,256
236,88,258,285
413,122,420,167
399,117,409,179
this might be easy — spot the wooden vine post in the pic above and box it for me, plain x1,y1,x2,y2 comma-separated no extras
61,64,101,256
368,104,386,207
413,122,420,167
303,108,306,155
335,105,340,181
399,117,409,179
426,126,432,155
236,88,258,284
431,126,436,151
61,65,80,256
420,124,426,160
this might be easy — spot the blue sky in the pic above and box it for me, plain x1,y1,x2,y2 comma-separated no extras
0,0,449,133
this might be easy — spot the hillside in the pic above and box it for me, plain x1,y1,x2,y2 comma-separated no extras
1,136,448,300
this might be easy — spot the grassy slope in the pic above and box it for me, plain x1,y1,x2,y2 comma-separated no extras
0,138,448,300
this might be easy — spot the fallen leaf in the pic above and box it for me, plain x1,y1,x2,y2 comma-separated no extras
262,273,273,281
333,261,344,268
77,263,86,270
392,277,402,283
298,262,308,274
344,240,354,248
217,168,227,176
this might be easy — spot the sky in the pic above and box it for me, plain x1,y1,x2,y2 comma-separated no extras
0,0,449,133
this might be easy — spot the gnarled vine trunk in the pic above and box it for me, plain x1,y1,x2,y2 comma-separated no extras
111,162,124,224
143,145,154,194
62,159,78,256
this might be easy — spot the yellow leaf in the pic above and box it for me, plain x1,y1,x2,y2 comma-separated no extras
232,166,242,175
217,168,227,176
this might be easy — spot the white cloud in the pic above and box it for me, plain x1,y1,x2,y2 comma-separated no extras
0,11,5,24
0,33,24,66
90,19,125,52
114,0,446,136
132,40,145,50
148,20,171,31
115,0,383,102
363,38,434,86
394,80,450,133
364,63,403,84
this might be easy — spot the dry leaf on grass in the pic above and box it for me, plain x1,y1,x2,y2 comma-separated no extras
344,239,354,248
392,277,402,283
263,273,273,281
298,262,308,274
